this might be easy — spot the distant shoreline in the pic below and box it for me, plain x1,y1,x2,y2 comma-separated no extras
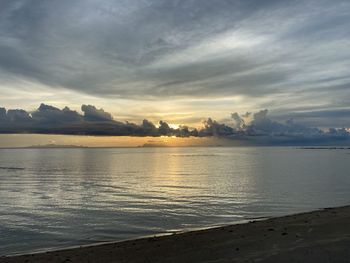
1,205,350,263
1,145,350,149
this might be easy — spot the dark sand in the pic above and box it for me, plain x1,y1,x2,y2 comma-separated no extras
1,206,350,263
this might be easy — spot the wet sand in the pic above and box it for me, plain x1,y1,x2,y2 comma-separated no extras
1,206,350,263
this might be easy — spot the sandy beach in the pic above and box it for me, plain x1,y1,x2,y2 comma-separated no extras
1,206,350,263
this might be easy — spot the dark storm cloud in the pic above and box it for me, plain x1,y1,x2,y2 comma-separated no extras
0,104,349,145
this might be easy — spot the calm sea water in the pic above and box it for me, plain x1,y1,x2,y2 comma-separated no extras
0,147,349,255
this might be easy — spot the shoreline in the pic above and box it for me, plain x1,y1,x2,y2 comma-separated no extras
2,217,270,258
1,206,350,262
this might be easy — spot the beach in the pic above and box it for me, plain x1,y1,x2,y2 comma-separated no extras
1,205,350,263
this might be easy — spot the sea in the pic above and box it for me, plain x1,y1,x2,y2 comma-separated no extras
0,147,349,255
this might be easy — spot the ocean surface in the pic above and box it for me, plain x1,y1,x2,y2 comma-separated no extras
0,147,349,255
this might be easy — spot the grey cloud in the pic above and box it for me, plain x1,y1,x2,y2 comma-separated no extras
199,118,235,137
1,0,350,129
231,113,244,129
81,105,113,122
244,109,321,136
190,108,350,145
272,109,350,128
1,0,349,97
158,121,172,136
31,104,82,124
0,103,198,137
0,108,6,120
0,103,349,145
140,119,158,135
6,109,31,123
227,109,349,145
141,56,289,97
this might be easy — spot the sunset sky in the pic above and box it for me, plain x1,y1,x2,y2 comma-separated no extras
1,0,349,128
0,0,350,148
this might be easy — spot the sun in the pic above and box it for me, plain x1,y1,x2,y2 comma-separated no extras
168,124,180,129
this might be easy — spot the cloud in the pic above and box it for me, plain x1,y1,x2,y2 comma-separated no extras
0,108,6,120
31,104,82,124
6,109,31,123
1,1,350,103
81,104,113,121
0,103,349,145
0,103,198,137
271,109,350,128
245,109,322,136
198,118,235,137
140,119,158,135
196,109,350,145
231,112,245,129
1,1,350,129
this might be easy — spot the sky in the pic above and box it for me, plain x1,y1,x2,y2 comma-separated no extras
0,0,350,145
0,134,234,148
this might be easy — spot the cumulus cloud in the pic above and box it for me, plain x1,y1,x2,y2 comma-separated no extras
6,109,31,123
0,104,349,145
157,120,171,136
81,105,113,121
32,104,82,124
231,112,245,130
140,119,158,135
242,109,322,136
0,104,198,137
199,118,235,137
196,109,350,145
